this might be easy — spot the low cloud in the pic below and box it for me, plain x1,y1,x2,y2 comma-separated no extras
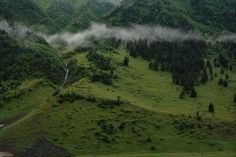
215,33,236,43
1,20,236,49
0,20,32,38
100,0,123,6
44,23,205,48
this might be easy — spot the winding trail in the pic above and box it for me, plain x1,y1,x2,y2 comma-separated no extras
0,63,69,156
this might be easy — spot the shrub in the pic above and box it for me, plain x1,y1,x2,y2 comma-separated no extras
118,122,126,130
218,78,224,85
75,46,95,53
223,80,228,87
179,90,185,99
58,92,84,103
196,111,201,121
123,57,129,66
52,89,60,96
220,68,225,75
150,146,157,151
87,51,112,70
190,88,197,98
98,100,120,109
208,103,215,113
90,72,113,85
225,74,229,80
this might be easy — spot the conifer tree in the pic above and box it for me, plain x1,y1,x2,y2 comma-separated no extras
208,103,214,113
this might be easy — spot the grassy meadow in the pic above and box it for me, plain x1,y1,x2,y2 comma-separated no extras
0,49,235,156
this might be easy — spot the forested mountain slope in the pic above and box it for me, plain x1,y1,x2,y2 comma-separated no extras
0,30,64,84
0,0,116,33
105,0,236,34
0,0,45,25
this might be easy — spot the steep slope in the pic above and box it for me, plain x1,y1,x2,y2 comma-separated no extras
32,0,86,10
32,0,115,33
0,0,45,25
0,30,64,84
45,1,75,29
105,0,236,34
68,0,115,31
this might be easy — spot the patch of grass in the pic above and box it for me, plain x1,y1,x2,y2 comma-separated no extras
0,79,54,123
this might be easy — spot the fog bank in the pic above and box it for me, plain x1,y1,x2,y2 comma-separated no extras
1,20,236,49
100,0,123,6
44,23,204,48
0,20,32,38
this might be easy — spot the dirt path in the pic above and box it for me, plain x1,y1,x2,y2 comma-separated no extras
0,63,69,157
0,124,14,156
0,152,13,157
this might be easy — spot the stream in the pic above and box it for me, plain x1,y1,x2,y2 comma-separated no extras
0,124,4,129
61,63,69,88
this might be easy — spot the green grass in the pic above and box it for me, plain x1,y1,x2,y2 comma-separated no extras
71,50,236,122
0,50,235,156
0,79,55,124
1,99,235,156
80,151,236,157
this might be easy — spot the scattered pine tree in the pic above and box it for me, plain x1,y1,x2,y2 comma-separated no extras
200,68,209,84
225,74,229,80
196,111,201,121
218,79,224,85
123,57,129,66
223,80,228,87
208,103,215,113
190,88,197,98
179,91,185,99
220,68,225,75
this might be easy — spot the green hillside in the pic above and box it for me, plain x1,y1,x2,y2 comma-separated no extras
0,0,112,33
68,0,115,31
0,0,236,157
33,0,115,33
1,0,236,34
32,0,86,10
105,0,236,34
0,30,64,84
0,46,235,156
0,0,45,25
